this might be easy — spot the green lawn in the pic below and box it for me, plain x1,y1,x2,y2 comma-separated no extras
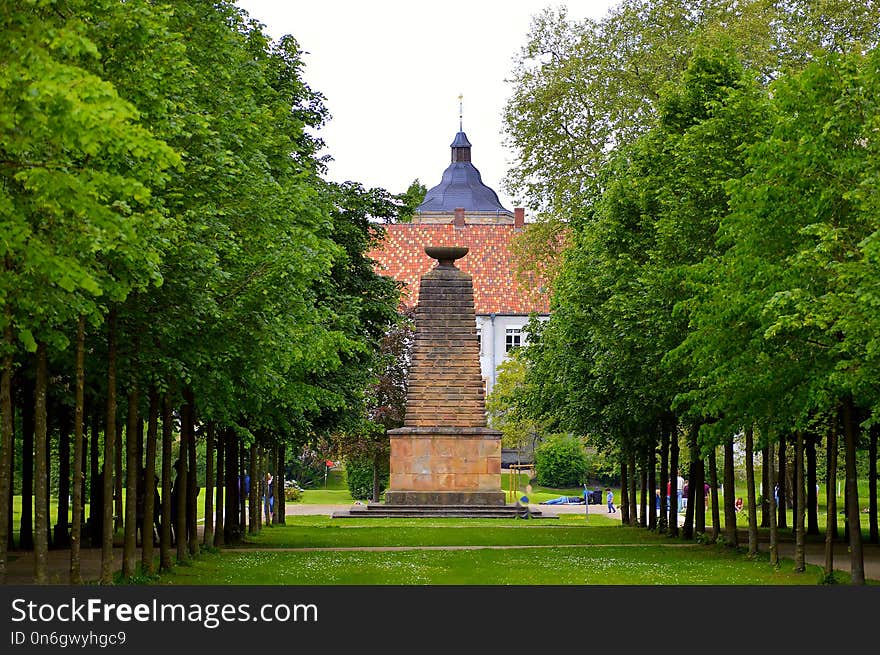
158,546,838,585
154,514,852,585
238,518,635,549
296,468,355,504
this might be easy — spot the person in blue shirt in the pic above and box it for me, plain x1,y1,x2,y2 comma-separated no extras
606,488,616,513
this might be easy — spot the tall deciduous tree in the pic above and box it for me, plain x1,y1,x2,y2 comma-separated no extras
503,0,880,288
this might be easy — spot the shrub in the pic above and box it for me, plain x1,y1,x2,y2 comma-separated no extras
345,457,389,500
534,435,588,488
584,447,617,485
284,486,303,502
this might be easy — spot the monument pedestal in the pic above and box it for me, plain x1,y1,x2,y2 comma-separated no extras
385,427,505,506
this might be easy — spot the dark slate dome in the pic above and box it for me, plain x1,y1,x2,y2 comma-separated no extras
417,131,512,214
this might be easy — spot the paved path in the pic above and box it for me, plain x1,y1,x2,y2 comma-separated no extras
4,503,879,583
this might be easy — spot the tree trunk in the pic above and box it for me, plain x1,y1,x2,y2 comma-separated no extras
658,424,668,534
224,428,239,543
213,428,224,547
33,343,49,583
745,426,758,558
824,418,838,580
842,397,865,585
271,444,278,525
171,434,189,562
184,389,198,557
123,386,139,579
683,425,698,540
88,407,100,546
114,416,123,534
20,374,34,551
0,321,13,582
249,442,258,534
142,386,158,575
619,456,629,525
723,437,737,548
263,444,273,528
777,434,787,529
136,411,144,480
790,435,799,537
639,451,648,529
256,446,263,531
56,408,71,548
79,409,87,536
826,420,839,540
767,437,778,567
669,428,679,537
240,440,247,529
159,392,173,572
694,444,706,536
44,407,51,551
627,449,637,527
806,433,819,536
869,425,878,544
760,444,770,528
203,422,214,547
101,308,117,584
4,388,11,552
648,439,657,531
69,315,85,584
175,400,188,563
709,447,720,542
794,431,805,572
276,442,286,525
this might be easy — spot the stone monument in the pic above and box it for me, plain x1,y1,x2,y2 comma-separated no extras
383,245,505,505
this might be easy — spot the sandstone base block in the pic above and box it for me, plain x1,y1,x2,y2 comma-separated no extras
385,426,504,506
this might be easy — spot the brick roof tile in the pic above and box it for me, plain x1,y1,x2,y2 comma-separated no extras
369,224,550,315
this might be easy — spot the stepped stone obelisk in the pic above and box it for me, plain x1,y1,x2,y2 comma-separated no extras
385,245,505,506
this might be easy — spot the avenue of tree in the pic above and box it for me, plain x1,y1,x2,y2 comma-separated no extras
501,0,880,584
0,1,414,583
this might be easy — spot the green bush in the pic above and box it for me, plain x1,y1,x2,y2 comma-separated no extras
584,447,617,485
285,486,303,502
534,435,589,488
345,458,389,500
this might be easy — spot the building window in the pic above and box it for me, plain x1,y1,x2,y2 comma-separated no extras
476,332,481,353
505,328,521,352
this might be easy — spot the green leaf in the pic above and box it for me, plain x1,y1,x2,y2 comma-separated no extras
18,328,37,353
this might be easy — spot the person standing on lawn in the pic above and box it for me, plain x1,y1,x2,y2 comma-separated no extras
263,471,274,524
606,488,616,513
676,470,685,512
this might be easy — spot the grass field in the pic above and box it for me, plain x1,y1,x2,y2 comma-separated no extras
158,546,840,585
153,513,854,585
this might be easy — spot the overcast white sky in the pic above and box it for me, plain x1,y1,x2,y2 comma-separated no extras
234,1,619,211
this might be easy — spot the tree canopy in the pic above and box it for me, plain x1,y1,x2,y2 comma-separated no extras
507,0,880,582
0,0,402,582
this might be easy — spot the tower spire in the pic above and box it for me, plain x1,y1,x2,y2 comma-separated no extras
458,93,463,132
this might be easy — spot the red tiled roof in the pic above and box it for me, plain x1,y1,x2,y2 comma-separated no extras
369,223,550,315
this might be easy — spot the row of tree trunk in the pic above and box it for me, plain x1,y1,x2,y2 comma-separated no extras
0,329,289,583
618,405,877,585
